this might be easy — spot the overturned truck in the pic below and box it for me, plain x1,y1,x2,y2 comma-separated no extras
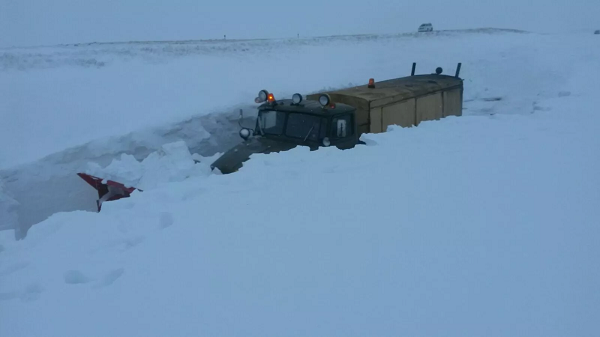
79,63,464,210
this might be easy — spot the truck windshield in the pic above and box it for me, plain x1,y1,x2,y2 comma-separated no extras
258,110,286,135
285,113,326,142
257,110,326,141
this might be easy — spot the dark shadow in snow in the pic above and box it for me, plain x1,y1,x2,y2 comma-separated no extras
0,261,29,277
159,212,174,229
482,96,503,102
64,270,91,284
94,268,124,288
18,283,44,302
0,292,19,301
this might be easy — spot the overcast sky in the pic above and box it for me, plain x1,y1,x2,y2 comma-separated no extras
1,0,598,47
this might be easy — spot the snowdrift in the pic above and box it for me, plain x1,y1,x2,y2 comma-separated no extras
0,30,599,337
0,30,593,236
82,140,218,191
2,61,600,336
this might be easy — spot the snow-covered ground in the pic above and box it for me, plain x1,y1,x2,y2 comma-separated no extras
0,29,584,235
1,29,599,336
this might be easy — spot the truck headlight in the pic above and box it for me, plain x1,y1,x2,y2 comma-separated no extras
318,94,331,107
255,90,269,103
239,128,251,140
292,93,303,104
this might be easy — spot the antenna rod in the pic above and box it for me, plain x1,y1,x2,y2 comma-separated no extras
455,63,462,77
411,62,416,76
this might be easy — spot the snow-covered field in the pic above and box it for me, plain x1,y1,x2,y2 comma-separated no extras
0,29,580,235
1,29,599,336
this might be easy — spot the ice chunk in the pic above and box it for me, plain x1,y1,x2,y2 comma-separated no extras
83,141,201,191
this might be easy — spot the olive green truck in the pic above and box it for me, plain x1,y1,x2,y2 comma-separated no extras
210,63,464,174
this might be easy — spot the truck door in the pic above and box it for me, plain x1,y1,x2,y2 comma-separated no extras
331,114,356,149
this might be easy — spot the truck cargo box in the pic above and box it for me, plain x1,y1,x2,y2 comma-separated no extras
307,73,463,136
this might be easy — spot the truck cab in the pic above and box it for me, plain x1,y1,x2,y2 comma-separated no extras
210,91,358,174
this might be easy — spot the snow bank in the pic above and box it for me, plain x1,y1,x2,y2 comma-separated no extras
0,30,599,336
1,57,599,336
84,140,218,190
0,109,235,237
2,29,555,236
0,29,560,169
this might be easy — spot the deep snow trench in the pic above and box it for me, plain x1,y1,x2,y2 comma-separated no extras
0,109,251,238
